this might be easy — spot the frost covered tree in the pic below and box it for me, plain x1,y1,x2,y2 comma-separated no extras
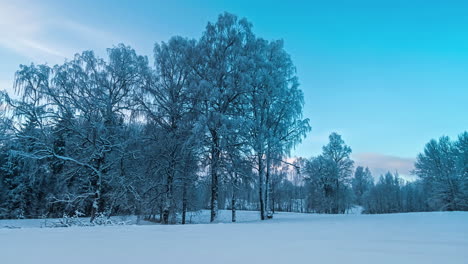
361,131,468,214
352,166,374,206
304,133,354,213
413,134,467,211
1,67,60,218
222,141,253,222
191,13,255,222
136,36,200,224
0,12,311,222
246,37,310,220
362,172,403,214
400,180,431,212
455,132,468,208
9,45,150,221
322,132,354,213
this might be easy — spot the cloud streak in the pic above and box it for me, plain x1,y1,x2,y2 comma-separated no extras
0,1,63,61
0,0,120,95
352,152,417,182
0,0,116,64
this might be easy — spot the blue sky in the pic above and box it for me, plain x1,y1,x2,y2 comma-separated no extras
1,0,467,178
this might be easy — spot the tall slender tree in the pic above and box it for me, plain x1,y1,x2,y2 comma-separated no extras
136,36,199,224
193,13,254,222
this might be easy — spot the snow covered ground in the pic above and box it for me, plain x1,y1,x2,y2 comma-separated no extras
1,211,467,264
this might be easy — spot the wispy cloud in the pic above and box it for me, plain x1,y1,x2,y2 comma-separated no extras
352,152,417,182
0,0,116,64
0,1,63,61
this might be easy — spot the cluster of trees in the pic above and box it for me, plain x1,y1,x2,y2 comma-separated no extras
413,133,467,211
360,172,430,214
0,13,310,223
299,132,467,214
361,132,467,214
0,12,465,222
303,133,354,213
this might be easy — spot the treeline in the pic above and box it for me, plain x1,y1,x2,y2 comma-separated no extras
266,132,467,214
0,13,310,223
362,132,467,213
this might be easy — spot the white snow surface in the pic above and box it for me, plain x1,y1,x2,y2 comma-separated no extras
1,210,467,264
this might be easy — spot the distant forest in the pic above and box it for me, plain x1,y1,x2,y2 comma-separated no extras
0,13,466,224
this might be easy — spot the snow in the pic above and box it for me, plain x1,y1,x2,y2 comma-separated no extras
0,210,261,228
1,211,467,264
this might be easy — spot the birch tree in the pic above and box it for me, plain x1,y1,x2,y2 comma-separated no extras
137,36,199,224
193,13,254,222
247,38,310,219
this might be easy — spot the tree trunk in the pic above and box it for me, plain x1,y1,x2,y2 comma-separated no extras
158,197,164,223
90,167,103,223
136,203,142,225
265,151,272,219
445,173,458,211
336,178,340,214
231,196,237,223
182,182,188,225
210,133,220,222
162,165,175,224
258,154,265,220
232,174,237,223
90,188,101,223
272,180,276,214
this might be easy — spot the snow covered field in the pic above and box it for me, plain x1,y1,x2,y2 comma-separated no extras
1,211,467,264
